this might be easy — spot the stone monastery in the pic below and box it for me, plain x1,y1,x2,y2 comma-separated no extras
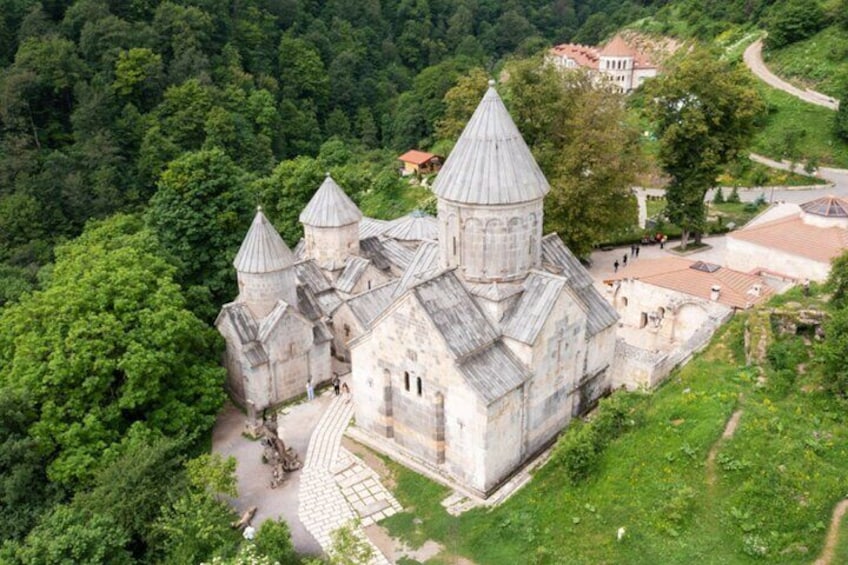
217,82,619,496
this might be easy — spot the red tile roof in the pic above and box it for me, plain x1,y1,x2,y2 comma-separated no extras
606,257,772,309
728,214,848,263
599,35,636,57
549,43,600,68
398,150,438,165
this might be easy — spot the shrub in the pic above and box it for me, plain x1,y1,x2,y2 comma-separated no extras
713,188,725,203
764,0,826,49
254,519,298,564
727,186,741,203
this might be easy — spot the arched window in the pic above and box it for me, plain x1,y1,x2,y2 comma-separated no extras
404,372,410,391
640,312,648,329
416,377,422,396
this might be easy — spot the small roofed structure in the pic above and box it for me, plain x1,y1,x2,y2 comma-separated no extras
398,150,442,176
300,173,363,271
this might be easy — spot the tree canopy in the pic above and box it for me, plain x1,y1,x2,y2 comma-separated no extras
0,214,225,487
645,49,764,248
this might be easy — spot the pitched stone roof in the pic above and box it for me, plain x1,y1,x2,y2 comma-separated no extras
395,240,440,297
233,209,295,273
458,341,529,404
347,281,400,329
384,210,438,241
299,174,362,227
606,257,773,309
729,214,848,264
413,271,498,359
541,234,594,288
359,217,391,239
800,196,848,217
572,284,619,337
336,256,371,294
431,83,550,205
295,260,332,294
216,302,268,366
502,272,567,345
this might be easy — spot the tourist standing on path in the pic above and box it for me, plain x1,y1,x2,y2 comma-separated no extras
342,382,350,404
622,254,628,267
635,245,640,258
332,374,340,396
614,260,619,273
306,378,315,401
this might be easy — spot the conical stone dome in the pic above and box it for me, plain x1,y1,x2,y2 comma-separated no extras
299,174,363,227
234,208,295,274
432,81,550,206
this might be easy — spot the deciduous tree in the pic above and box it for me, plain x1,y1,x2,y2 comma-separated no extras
646,49,764,249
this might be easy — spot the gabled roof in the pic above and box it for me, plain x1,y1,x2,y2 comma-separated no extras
359,237,414,272
347,281,400,329
384,210,438,241
606,256,773,309
217,302,258,343
359,217,391,239
431,82,550,205
413,271,498,359
295,259,332,294
233,209,295,273
398,150,438,165
541,234,594,288
800,196,848,218
299,174,363,227
395,241,440,297
336,256,371,294
458,341,529,404
502,272,567,345
729,214,848,264
549,43,600,67
572,284,618,337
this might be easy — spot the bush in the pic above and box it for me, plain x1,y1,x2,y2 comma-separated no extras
713,188,725,204
254,519,298,564
764,0,826,49
550,393,638,484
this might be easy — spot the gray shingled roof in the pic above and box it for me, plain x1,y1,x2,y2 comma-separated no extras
336,256,371,294
233,210,295,273
384,210,439,241
315,290,343,316
297,285,323,322
459,341,529,404
380,239,415,270
295,260,332,294
431,84,550,205
502,273,567,345
541,234,593,288
218,302,258,343
413,271,498,359
347,281,400,328
572,284,618,337
395,241,440,297
359,217,390,239
299,174,363,227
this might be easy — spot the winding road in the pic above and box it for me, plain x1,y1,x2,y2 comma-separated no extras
743,39,839,110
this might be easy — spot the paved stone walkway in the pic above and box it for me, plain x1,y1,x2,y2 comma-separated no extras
297,394,400,564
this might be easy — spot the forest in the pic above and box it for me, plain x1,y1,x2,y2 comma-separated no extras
0,0,837,562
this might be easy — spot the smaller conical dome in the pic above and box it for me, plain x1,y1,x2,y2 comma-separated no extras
385,210,438,241
234,208,295,273
599,35,634,57
299,174,363,227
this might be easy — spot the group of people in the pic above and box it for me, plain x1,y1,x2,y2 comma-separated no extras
305,374,350,402
613,244,641,273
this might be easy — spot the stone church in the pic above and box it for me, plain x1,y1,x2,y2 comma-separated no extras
218,82,619,496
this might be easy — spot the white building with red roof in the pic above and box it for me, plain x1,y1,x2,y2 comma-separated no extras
726,196,848,282
548,33,658,92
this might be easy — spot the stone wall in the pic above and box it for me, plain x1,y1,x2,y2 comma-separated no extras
438,199,543,283
304,222,359,271
350,295,489,491
237,268,298,318
726,237,829,282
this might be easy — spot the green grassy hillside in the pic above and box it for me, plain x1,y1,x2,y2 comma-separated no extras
763,26,848,98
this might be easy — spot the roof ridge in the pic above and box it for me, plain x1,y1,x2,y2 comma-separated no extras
299,173,363,227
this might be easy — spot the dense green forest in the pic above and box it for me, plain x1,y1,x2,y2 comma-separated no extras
1,0,844,562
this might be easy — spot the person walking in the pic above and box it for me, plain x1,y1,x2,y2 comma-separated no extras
342,382,351,404
306,378,315,401
332,374,340,396
635,245,640,258
613,260,619,273
622,254,628,267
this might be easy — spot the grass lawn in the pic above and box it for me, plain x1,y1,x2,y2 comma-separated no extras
762,26,848,99
380,295,848,564
752,85,848,168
